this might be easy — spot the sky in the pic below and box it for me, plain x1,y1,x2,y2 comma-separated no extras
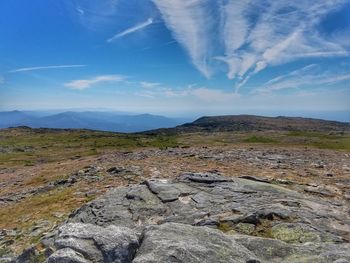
1,0,350,118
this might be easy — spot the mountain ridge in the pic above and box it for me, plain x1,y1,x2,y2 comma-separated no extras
144,114,350,134
0,110,187,132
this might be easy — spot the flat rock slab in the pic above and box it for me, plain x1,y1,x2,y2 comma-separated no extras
45,223,350,263
68,173,349,243
132,223,258,263
15,173,350,262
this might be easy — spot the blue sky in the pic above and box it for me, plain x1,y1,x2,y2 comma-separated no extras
1,0,350,117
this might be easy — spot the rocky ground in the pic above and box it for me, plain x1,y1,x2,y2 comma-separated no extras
1,126,350,262
11,172,350,262
1,142,350,262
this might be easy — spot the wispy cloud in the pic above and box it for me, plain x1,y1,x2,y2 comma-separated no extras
9,65,87,73
265,64,317,86
154,0,349,89
71,0,120,31
65,74,125,90
107,18,153,42
223,0,349,90
76,6,84,15
152,0,215,78
190,87,240,102
136,84,188,98
256,65,350,94
135,82,239,103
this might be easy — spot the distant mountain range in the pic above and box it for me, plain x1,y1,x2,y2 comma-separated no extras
145,115,350,134
2,111,350,134
0,110,189,132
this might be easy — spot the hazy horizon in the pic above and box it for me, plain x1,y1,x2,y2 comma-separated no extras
1,108,350,123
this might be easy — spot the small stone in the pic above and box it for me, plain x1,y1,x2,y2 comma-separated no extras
53,212,65,218
47,248,88,263
2,229,17,237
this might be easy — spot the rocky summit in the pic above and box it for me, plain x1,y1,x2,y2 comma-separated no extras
13,172,350,263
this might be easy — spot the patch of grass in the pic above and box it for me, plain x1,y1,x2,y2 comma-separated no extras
287,131,340,139
147,135,179,149
0,186,92,254
177,130,350,151
286,131,350,151
0,187,81,230
0,246,11,258
0,128,180,168
243,135,278,144
310,139,350,151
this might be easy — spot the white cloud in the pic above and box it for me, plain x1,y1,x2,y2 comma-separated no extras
9,65,86,73
65,74,125,90
154,0,349,90
140,81,160,88
136,84,190,99
107,18,153,42
221,1,251,54
76,6,84,15
152,0,215,78
135,90,156,99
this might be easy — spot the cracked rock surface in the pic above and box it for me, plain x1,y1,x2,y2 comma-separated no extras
15,173,350,262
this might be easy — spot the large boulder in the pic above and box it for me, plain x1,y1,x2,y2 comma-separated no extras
46,223,139,263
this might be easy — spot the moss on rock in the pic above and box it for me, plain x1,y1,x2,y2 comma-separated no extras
271,223,321,243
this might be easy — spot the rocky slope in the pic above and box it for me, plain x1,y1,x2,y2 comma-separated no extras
13,172,350,262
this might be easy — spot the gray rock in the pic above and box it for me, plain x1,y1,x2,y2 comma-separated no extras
47,223,139,263
233,235,350,263
133,223,259,263
47,248,88,263
145,179,196,203
179,172,231,183
304,185,339,197
68,173,349,242
239,175,272,183
17,172,350,262
12,246,38,263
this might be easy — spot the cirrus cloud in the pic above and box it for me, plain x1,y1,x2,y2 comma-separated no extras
107,18,154,42
9,64,87,73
